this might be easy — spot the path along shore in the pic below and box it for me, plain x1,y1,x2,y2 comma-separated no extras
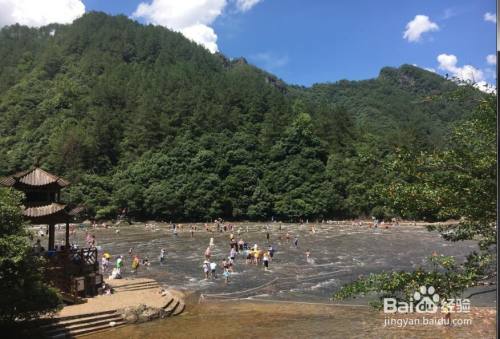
55,278,182,318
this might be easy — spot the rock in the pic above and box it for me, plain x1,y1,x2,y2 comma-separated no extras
231,57,248,66
138,308,160,322
124,313,138,323
264,76,286,93
119,304,163,323
215,53,230,68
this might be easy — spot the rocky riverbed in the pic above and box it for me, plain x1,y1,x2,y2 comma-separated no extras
44,221,495,306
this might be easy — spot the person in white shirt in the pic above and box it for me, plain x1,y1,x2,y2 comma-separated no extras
210,262,217,279
263,252,270,271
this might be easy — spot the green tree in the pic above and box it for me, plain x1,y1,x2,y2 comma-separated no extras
0,12,488,222
334,94,496,306
0,188,62,325
265,113,332,220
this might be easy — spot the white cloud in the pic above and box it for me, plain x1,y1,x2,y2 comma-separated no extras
474,81,495,94
133,0,227,53
249,52,290,71
484,12,496,23
403,15,439,42
437,54,459,72
442,8,457,20
132,0,262,53
0,0,85,28
437,54,484,82
486,54,496,65
437,53,494,93
235,0,262,12
181,23,218,53
251,52,289,70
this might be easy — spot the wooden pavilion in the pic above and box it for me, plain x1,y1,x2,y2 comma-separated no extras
0,167,101,299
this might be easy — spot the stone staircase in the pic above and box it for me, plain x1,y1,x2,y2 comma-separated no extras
163,290,185,317
42,281,185,338
111,279,161,293
41,310,126,338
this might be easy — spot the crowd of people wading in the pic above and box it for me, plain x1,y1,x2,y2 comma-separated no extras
41,216,399,287
97,217,330,285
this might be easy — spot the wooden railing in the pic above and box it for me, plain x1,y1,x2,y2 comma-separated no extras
43,247,99,294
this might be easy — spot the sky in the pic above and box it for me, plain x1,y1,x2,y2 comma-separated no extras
0,0,496,91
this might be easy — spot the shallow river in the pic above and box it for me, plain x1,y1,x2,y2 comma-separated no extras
47,222,494,304
46,222,496,338
89,300,496,339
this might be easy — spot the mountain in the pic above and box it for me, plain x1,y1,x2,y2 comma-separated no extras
0,12,486,221
289,65,482,151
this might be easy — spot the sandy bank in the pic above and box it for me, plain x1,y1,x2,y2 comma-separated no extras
56,278,177,318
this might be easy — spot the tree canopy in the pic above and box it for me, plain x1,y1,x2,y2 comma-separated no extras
0,188,62,324
333,94,496,306
0,12,488,221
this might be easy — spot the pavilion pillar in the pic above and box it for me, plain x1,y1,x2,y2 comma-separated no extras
65,221,70,249
48,224,55,251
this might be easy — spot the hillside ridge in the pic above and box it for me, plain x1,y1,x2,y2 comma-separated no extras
0,12,484,220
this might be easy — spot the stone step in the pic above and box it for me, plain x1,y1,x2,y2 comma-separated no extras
108,280,159,289
52,310,117,323
112,282,160,289
162,296,174,310
69,320,127,338
114,286,161,293
73,323,128,338
172,300,185,316
112,283,160,290
48,315,124,334
163,290,186,316
114,285,161,293
42,312,121,329
163,299,180,315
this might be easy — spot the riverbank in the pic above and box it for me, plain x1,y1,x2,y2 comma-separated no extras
84,299,496,338
46,222,495,338
56,278,178,317
38,278,185,337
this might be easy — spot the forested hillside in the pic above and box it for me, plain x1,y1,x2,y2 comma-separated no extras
0,12,486,221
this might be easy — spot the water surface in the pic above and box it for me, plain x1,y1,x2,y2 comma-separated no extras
47,222,493,304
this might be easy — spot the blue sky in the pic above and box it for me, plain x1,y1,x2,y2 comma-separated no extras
0,0,496,88
213,0,497,87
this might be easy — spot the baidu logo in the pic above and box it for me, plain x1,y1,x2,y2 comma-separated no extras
384,285,440,313
413,285,440,313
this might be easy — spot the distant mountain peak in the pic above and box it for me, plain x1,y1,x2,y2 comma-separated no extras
231,57,248,65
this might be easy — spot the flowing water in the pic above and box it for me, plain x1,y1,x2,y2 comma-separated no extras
46,222,495,338
88,300,496,339
48,222,494,303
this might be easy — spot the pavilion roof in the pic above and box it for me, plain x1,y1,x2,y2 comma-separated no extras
0,167,70,188
23,203,67,218
68,205,86,216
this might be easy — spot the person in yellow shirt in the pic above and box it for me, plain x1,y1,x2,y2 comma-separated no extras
131,255,140,275
254,249,260,265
